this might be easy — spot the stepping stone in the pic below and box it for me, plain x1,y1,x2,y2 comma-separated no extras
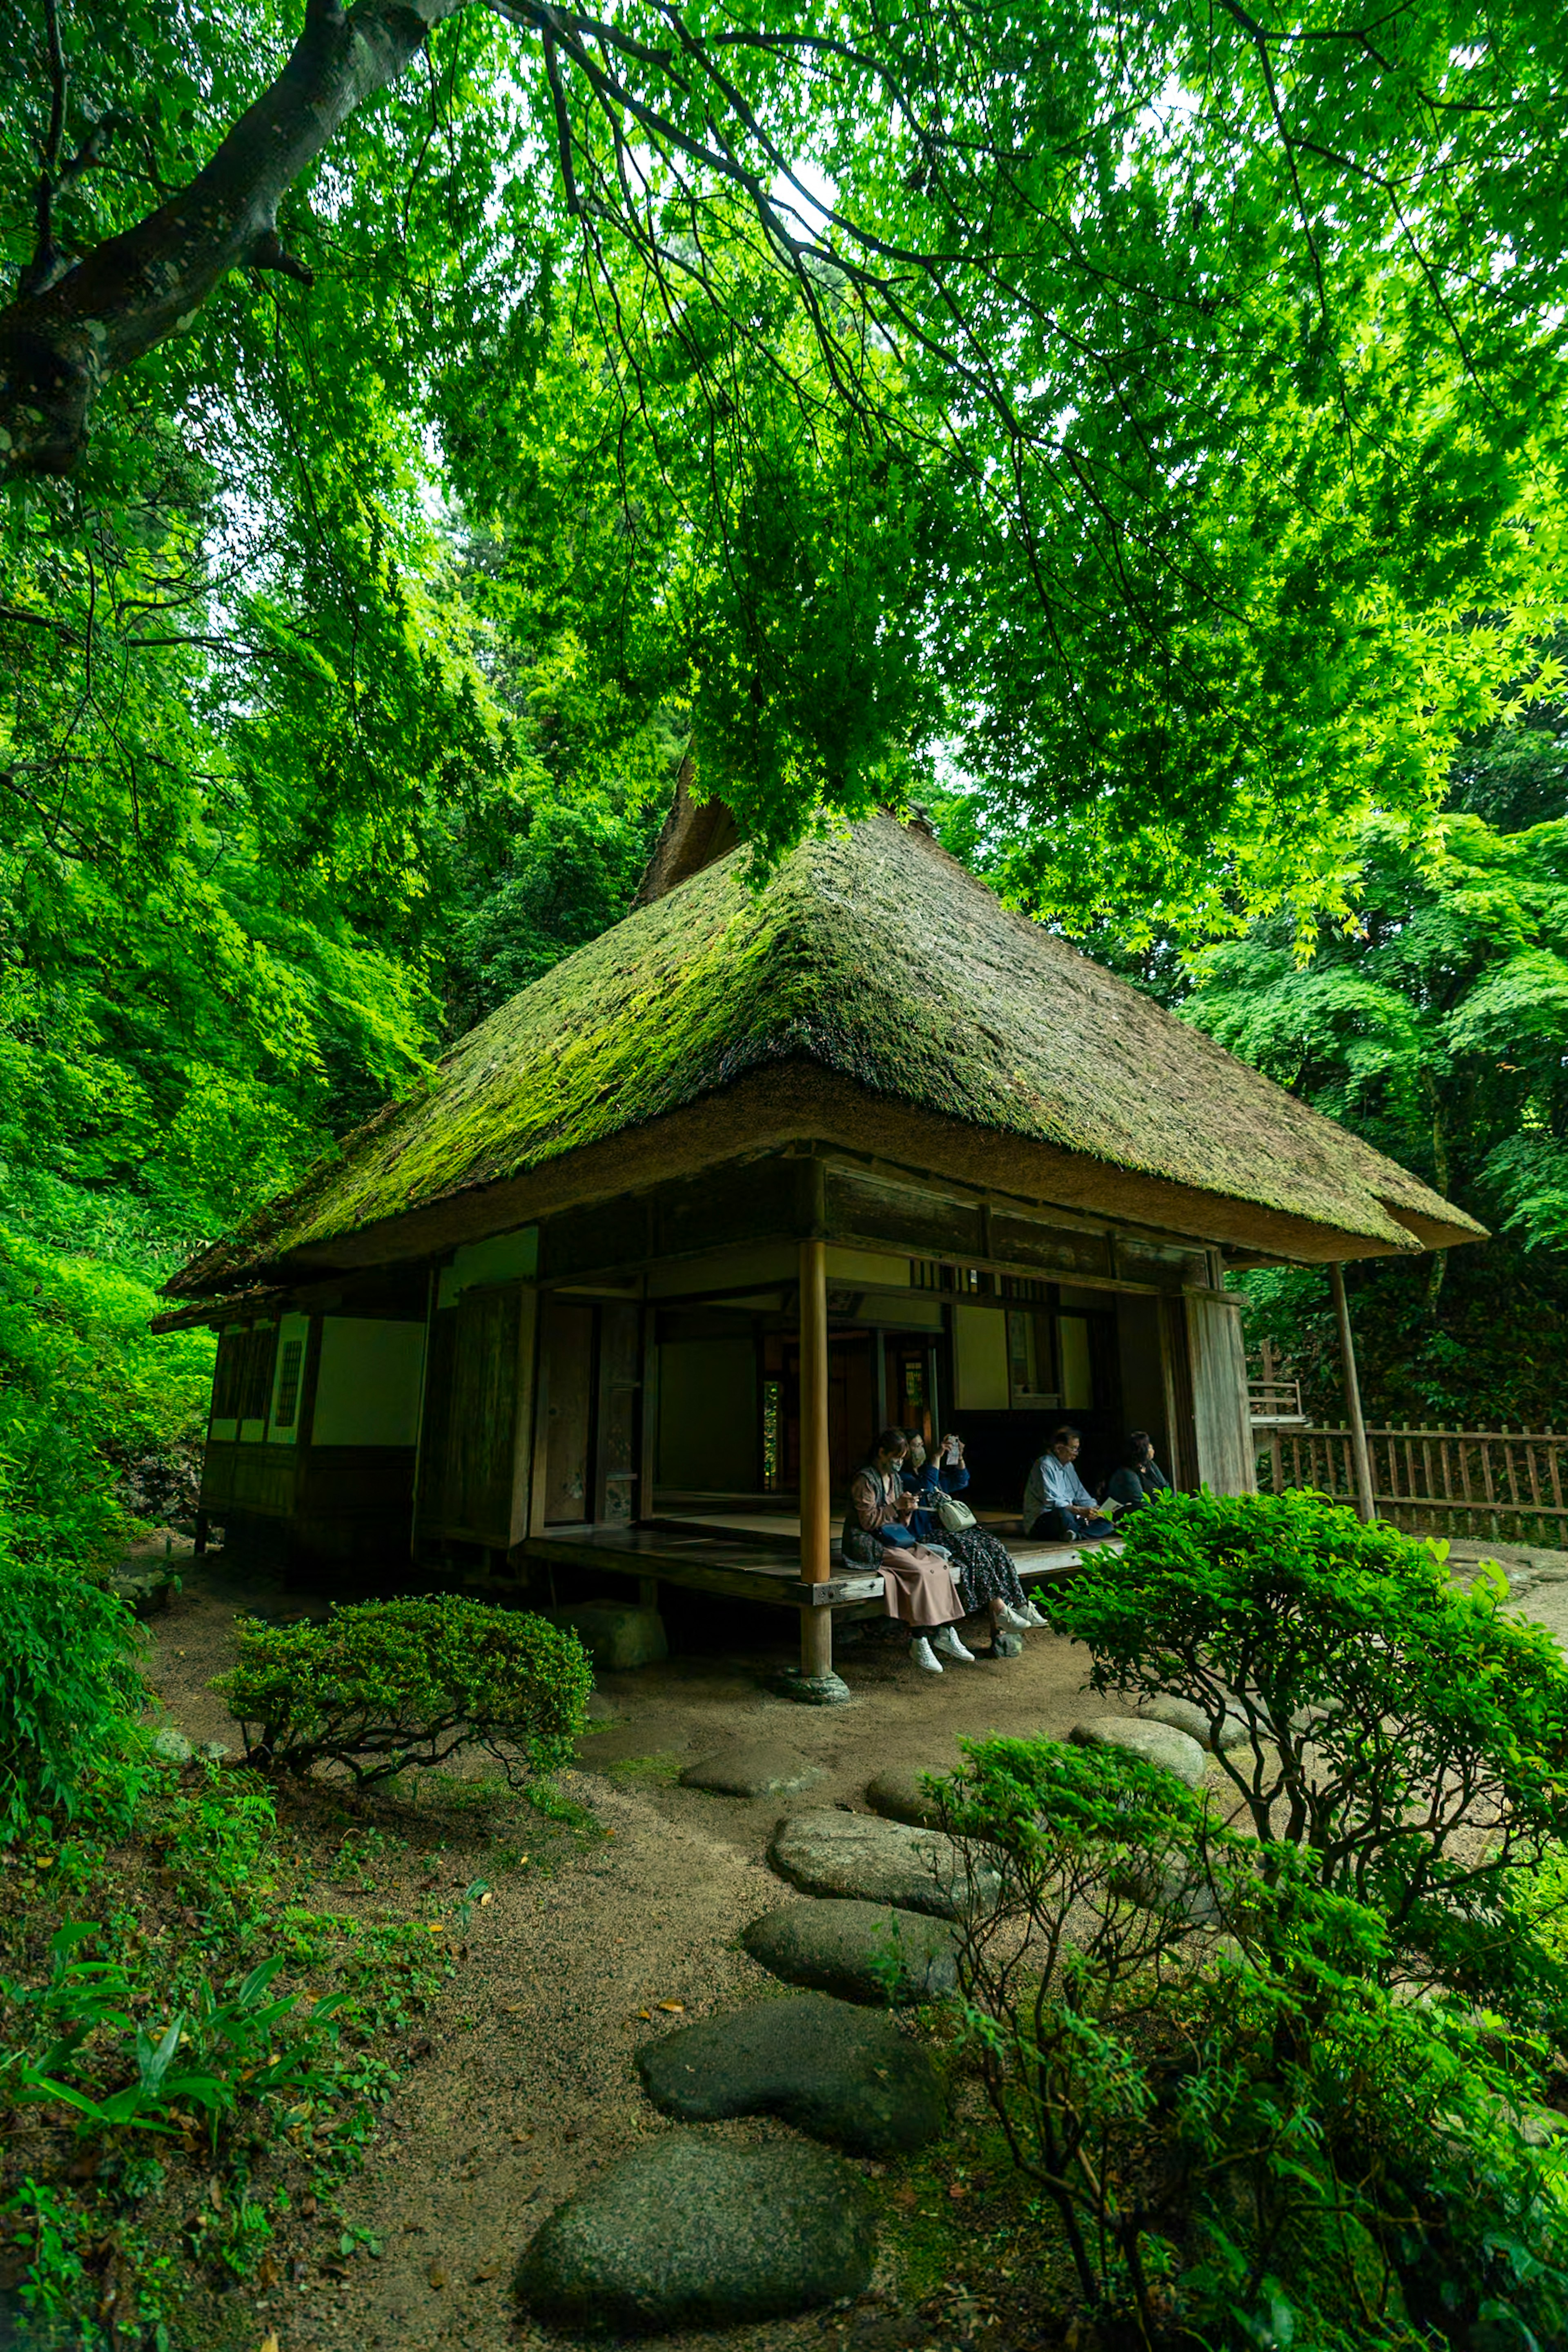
1070,1716,1207,1788
680,1742,823,1798
864,1765,948,1829
743,1900,961,2007
517,2133,876,2330
637,1992,946,2156
1137,1695,1249,1753
769,1808,998,1920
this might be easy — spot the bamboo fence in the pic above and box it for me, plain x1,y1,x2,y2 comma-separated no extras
1257,1423,1568,1552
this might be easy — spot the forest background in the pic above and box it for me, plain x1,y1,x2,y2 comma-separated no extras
2,0,1566,1579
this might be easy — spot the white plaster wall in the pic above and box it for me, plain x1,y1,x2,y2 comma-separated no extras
952,1303,1009,1410
310,1319,426,1448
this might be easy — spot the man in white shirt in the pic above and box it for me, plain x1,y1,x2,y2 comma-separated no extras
1023,1426,1120,1543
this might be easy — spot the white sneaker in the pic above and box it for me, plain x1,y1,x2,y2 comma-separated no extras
910,1636,943,1673
933,1627,976,1663
1018,1601,1049,1628
998,1604,1034,1632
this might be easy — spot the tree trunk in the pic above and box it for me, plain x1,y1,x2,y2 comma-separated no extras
0,0,470,477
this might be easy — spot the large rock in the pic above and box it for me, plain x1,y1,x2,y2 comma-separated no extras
743,1900,960,2006
681,1742,823,1798
637,1992,945,2156
1137,1695,1249,1753
1111,1853,1227,1927
517,2134,877,2330
864,1765,948,1829
1069,1716,1207,1788
542,1602,667,1672
769,1808,998,1920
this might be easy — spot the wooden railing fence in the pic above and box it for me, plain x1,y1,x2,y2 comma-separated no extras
1258,1424,1568,1552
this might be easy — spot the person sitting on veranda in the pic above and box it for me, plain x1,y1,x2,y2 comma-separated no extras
842,1428,977,1674
1023,1425,1120,1544
900,1432,1046,1631
1105,1429,1171,1517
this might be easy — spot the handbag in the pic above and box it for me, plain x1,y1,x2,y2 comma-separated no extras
935,1489,977,1534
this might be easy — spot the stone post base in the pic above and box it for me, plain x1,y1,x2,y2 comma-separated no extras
777,1666,854,1706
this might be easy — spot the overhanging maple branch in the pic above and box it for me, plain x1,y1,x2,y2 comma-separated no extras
0,0,470,477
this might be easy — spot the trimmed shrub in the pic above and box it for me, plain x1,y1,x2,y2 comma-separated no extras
0,1560,142,1839
938,1735,1568,2351
214,1597,592,1786
1049,1488,1568,2018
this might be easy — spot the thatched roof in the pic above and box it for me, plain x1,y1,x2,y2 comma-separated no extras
167,814,1481,1297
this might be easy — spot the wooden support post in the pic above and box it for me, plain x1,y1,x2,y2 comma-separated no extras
800,1600,834,1680
793,1235,850,1702
1329,1262,1376,1525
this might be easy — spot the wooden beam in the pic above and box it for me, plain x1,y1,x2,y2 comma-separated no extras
795,1234,849,1698
800,1236,831,1588
1329,1263,1377,1524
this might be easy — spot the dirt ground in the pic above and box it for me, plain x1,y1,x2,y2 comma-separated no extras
137,1535,1568,2352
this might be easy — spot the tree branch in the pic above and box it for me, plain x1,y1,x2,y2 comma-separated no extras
0,0,469,476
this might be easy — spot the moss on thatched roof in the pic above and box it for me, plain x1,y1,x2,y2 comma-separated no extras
172,815,1480,1291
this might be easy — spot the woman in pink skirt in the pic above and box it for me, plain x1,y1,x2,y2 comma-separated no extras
841,1429,974,1673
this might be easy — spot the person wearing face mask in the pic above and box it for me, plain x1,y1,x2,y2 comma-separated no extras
900,1432,1046,1633
841,1428,976,1673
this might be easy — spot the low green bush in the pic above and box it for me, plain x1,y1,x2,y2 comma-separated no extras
1049,1488,1568,2023
214,1596,593,1787
925,1493,1568,2344
0,1559,143,1840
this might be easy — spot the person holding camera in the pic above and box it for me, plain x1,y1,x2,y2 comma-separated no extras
843,1428,975,1673
901,1432,1045,1633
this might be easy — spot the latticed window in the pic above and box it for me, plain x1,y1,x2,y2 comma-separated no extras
212,1327,278,1423
273,1337,303,1429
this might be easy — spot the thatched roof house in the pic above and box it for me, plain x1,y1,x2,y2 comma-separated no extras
169,813,1478,1302
162,809,1480,1689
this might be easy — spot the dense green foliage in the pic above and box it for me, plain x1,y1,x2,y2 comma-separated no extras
940,1491,1568,2347
942,713,1568,1427
0,1214,213,1569
2,0,1564,1487
216,1597,593,1786
0,1563,141,1839
1182,722,1568,1425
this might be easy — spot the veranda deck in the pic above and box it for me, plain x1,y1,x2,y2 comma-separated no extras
518,1505,1110,1616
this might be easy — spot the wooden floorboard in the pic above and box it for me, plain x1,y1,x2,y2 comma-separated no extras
519,1519,1109,1610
